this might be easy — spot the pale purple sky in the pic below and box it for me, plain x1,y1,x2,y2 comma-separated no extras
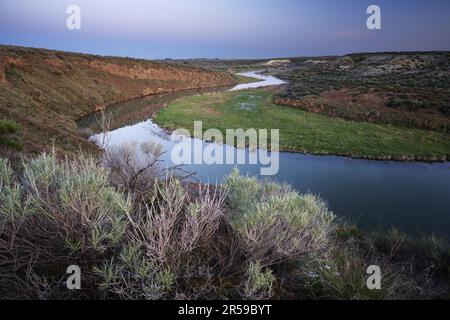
1,0,449,59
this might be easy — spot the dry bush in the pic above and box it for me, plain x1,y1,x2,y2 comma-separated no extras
94,179,228,299
102,142,164,196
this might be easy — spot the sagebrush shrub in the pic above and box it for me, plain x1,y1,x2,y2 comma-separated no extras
21,152,131,254
225,168,335,265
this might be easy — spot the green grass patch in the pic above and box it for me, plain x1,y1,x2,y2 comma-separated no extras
235,74,262,84
0,119,22,150
155,89,450,160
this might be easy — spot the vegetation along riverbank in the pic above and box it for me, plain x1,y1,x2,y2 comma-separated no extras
155,87,450,161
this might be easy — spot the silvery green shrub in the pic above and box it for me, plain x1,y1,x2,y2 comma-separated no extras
225,168,335,265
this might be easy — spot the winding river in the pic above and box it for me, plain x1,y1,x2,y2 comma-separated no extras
78,71,450,236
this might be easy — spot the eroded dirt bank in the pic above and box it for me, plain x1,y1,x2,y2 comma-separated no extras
0,45,238,154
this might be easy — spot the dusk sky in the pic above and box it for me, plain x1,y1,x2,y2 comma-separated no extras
1,0,449,59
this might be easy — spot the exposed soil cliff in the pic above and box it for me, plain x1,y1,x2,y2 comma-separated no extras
0,46,238,154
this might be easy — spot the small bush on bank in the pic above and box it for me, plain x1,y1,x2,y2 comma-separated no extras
0,150,449,300
0,119,21,135
0,119,22,150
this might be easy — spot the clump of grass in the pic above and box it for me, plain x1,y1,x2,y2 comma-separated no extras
93,244,176,300
293,226,450,300
243,261,276,300
295,245,418,300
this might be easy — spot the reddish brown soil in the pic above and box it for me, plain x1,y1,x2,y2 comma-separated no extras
0,45,239,155
275,88,450,132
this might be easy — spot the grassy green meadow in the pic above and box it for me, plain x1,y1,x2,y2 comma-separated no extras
155,88,450,161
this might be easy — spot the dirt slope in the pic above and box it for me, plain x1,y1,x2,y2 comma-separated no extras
0,45,238,154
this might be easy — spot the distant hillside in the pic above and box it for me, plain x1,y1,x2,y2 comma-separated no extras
274,52,450,133
0,46,238,154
